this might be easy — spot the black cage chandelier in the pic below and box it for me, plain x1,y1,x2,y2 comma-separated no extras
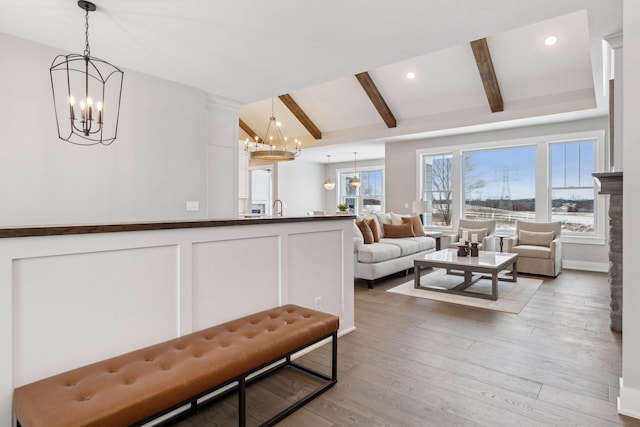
50,1,124,146
244,98,301,162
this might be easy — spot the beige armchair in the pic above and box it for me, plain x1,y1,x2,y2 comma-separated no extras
506,221,562,277
445,218,497,249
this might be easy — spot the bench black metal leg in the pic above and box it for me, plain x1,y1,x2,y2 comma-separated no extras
260,332,338,426
332,331,338,381
238,378,246,427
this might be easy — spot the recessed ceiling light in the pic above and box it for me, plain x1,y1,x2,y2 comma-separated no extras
406,71,416,80
544,35,558,46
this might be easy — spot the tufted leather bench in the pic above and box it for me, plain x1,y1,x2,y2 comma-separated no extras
13,304,339,427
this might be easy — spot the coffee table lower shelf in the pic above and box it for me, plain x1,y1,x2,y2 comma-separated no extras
413,249,518,301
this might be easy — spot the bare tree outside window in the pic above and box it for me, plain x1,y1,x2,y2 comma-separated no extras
424,154,485,226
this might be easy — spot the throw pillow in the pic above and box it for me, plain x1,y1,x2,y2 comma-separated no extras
356,220,375,244
458,227,488,242
364,218,380,242
383,222,415,238
518,230,554,247
353,221,364,240
375,212,392,238
402,215,425,237
389,212,404,225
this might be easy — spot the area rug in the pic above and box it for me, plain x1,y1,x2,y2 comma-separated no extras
386,269,543,314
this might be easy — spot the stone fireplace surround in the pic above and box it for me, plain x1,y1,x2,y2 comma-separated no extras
593,171,623,332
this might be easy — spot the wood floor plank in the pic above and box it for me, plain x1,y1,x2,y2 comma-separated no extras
538,383,640,425
348,356,620,427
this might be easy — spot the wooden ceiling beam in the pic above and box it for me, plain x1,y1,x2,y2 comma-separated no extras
470,38,504,113
239,118,261,143
278,94,322,140
355,71,397,128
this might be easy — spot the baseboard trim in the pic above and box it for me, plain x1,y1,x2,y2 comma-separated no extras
618,378,640,419
562,260,609,272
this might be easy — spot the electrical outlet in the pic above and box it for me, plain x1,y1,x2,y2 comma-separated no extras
404,202,409,209
186,201,199,212
314,296,322,310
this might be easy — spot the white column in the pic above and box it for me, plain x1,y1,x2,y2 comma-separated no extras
206,94,243,218
620,0,640,419
604,34,623,172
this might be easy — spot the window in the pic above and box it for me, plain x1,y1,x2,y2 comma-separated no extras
339,168,384,215
421,153,453,226
418,130,604,240
550,140,595,234
463,146,536,230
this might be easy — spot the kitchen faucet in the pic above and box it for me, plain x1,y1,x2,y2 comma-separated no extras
273,199,284,217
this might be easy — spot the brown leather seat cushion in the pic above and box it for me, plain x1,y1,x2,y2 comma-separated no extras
13,304,339,427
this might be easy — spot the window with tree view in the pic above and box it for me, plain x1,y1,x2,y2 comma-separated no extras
550,140,595,234
463,146,536,230
421,153,453,226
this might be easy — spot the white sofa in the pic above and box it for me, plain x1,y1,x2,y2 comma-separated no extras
353,213,437,288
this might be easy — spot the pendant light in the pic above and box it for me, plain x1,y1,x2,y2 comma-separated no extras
244,98,301,161
50,1,124,146
324,155,336,190
349,152,361,189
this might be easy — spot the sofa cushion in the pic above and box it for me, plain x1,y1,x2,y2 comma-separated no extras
364,218,380,242
511,245,552,259
357,242,402,263
356,220,374,244
383,223,415,238
405,236,436,252
379,237,421,256
518,230,554,247
402,215,425,237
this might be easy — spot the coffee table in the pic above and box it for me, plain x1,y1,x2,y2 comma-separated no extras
413,249,518,301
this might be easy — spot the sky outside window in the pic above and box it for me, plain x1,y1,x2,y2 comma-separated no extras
463,146,536,201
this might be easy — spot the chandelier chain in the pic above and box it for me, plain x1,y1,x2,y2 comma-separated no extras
84,8,90,57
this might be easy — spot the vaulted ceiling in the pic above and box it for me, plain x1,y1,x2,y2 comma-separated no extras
0,1,622,162
239,9,613,162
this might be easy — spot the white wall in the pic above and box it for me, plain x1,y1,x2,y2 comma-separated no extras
276,159,325,216
620,0,640,418
0,32,237,226
384,117,611,269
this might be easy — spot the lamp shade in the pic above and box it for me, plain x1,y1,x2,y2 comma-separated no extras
412,200,430,213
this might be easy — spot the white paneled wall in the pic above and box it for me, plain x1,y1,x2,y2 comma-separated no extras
0,218,354,423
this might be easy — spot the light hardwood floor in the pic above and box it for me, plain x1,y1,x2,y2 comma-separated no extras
175,269,640,426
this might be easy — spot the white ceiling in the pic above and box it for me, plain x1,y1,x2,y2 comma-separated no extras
0,0,622,163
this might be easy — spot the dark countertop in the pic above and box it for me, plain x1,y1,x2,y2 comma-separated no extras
0,215,355,239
